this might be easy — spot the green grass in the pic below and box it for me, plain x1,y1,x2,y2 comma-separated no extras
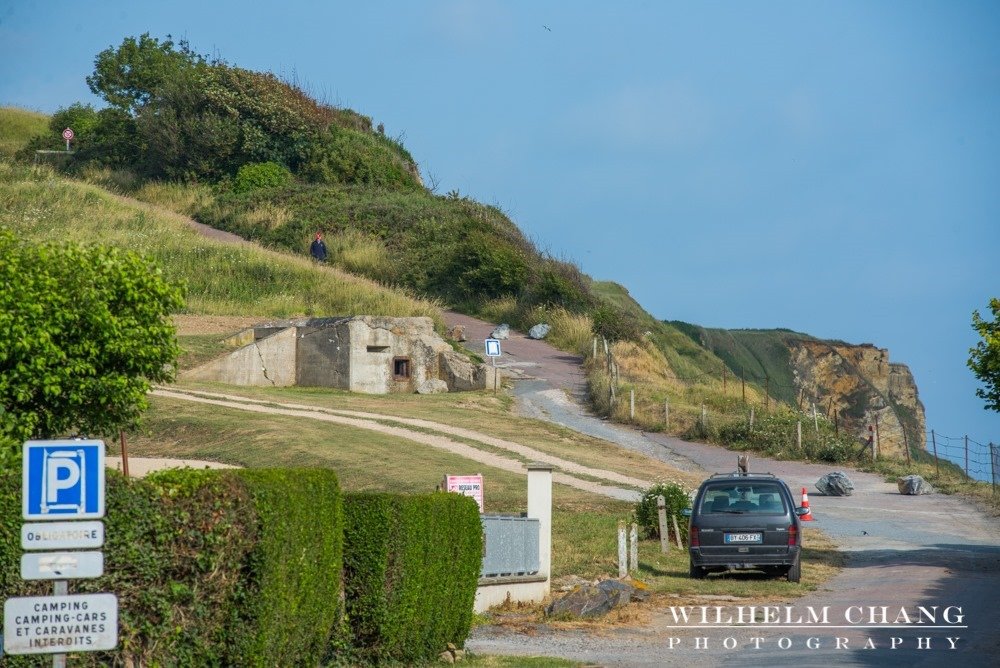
0,106,49,159
0,162,443,325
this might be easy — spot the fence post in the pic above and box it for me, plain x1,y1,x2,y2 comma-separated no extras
593,337,597,359
672,514,683,549
629,523,638,574
902,425,912,467
812,403,819,434
701,403,707,429
657,495,669,553
931,430,939,476
765,376,770,410
797,421,802,450
722,366,727,393
749,406,755,431
617,520,628,578
874,415,881,460
991,443,997,497
834,409,839,436
665,400,670,429
741,367,746,403
965,435,969,478
630,389,635,421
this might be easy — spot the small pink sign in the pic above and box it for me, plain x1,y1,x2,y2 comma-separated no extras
444,474,483,512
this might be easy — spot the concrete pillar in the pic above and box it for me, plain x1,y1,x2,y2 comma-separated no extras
526,462,553,593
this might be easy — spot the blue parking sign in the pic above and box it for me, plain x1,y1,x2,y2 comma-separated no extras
23,440,105,520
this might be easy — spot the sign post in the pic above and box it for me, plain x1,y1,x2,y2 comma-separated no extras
484,339,501,394
5,440,117,666
61,128,73,152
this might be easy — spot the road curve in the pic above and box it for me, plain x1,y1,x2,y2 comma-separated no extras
449,313,1000,668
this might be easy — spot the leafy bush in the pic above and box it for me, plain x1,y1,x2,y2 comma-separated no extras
592,304,643,343
233,161,293,194
342,492,483,663
0,230,183,451
634,481,691,540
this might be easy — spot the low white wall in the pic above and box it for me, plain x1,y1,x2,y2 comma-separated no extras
474,577,549,613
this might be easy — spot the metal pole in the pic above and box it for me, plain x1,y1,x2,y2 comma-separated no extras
931,430,939,476
722,366,727,393
874,415,881,461
120,430,130,478
629,523,638,574
53,580,68,668
765,376,770,411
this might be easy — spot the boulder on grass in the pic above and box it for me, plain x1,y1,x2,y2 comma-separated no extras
546,580,636,618
416,379,449,394
816,472,855,496
897,475,934,495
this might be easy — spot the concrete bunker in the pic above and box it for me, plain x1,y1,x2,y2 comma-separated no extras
183,316,496,394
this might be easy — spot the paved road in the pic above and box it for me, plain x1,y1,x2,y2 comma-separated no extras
449,313,1000,667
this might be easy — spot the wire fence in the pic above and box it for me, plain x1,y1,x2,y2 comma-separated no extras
924,431,997,485
588,337,998,494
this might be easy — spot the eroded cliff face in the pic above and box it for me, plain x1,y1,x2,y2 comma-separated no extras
788,340,925,459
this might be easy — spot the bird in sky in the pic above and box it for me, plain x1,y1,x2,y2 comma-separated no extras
543,25,552,32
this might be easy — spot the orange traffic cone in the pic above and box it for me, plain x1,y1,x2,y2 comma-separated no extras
799,487,815,521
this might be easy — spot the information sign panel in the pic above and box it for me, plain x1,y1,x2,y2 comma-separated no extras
3,593,118,654
21,521,105,551
21,551,104,581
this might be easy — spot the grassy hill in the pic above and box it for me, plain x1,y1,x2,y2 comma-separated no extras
0,106,48,159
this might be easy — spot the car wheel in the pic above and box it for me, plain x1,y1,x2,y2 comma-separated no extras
689,560,706,579
786,556,801,583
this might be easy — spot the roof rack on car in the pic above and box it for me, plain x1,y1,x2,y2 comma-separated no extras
708,471,777,478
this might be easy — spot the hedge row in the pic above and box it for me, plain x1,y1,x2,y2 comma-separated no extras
0,467,483,666
343,493,483,663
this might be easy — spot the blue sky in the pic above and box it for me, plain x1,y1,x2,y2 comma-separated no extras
2,1,997,463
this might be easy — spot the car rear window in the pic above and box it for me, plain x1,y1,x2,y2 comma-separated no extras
699,482,787,514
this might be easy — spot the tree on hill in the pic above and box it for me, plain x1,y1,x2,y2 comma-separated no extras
968,297,1000,412
0,230,184,460
79,33,420,186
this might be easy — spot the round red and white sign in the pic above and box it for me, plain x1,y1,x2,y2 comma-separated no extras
62,128,74,141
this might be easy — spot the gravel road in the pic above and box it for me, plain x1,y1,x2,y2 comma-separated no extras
448,313,1000,667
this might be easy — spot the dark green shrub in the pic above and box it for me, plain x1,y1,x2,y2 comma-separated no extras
342,492,482,663
0,465,255,667
634,481,691,541
299,125,422,190
227,468,344,667
0,465,344,667
592,304,643,343
233,161,292,194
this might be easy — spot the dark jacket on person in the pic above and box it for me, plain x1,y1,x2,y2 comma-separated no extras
310,238,328,261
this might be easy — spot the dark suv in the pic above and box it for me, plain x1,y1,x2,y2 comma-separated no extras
683,472,806,582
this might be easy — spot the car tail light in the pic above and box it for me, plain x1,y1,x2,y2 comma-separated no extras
689,525,699,547
788,523,799,546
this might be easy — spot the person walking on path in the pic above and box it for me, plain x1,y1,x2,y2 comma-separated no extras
309,232,328,262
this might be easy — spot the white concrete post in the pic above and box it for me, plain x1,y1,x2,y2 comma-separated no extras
527,463,553,594
617,521,628,578
629,522,638,573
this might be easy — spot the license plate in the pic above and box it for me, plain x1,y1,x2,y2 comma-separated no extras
725,532,762,544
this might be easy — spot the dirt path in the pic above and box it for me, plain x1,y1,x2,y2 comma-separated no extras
151,388,643,501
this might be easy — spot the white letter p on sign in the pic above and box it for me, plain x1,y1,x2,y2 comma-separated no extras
46,455,80,503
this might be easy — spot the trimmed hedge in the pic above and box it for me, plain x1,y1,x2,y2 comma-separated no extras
227,468,344,667
0,465,343,667
343,492,483,663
